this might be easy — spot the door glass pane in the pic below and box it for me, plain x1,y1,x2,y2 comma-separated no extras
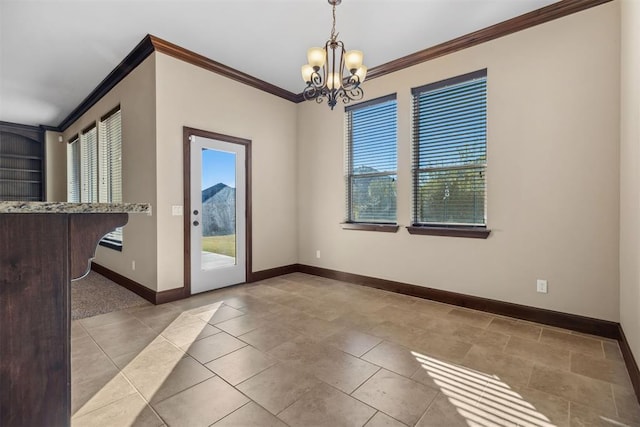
200,148,236,270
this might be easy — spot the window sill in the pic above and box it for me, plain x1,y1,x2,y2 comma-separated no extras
341,223,400,233
99,240,123,251
406,225,491,239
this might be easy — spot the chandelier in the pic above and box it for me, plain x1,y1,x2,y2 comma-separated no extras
301,0,367,110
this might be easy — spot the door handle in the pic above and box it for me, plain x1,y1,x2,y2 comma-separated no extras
193,220,199,226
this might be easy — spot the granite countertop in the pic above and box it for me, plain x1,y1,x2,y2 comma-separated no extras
0,202,152,215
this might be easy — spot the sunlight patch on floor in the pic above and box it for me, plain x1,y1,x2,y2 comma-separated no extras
412,351,557,427
76,304,223,419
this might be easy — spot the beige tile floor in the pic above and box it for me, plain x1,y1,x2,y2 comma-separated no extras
71,273,640,427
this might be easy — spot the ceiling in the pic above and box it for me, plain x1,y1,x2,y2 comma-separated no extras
0,0,559,128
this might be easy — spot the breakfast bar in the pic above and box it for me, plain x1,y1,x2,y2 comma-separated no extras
0,202,151,427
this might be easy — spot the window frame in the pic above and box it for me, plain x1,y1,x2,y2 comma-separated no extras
98,106,123,250
79,123,98,204
343,93,399,232
408,69,491,239
67,134,80,203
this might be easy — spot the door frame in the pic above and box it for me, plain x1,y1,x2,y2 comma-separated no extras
183,126,252,296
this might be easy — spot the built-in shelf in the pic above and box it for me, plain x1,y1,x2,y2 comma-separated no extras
0,167,41,173
0,123,45,201
0,179,41,184
0,153,42,160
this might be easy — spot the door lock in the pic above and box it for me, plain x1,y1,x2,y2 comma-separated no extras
193,220,199,226
193,210,199,215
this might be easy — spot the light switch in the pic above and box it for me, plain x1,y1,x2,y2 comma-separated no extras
172,205,183,216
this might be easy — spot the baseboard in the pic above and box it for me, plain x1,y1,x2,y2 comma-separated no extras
249,264,299,282
296,263,640,404
89,260,638,404
91,262,186,305
619,325,640,404
91,262,299,305
296,264,621,340
91,262,156,303
155,287,187,305
91,260,621,339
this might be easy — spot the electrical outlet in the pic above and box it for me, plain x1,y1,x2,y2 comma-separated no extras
536,279,548,293
316,250,321,259
132,260,136,271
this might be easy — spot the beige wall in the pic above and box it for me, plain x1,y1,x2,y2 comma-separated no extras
58,51,298,294
620,0,640,364
297,3,621,321
154,53,298,292
54,2,626,326
44,130,66,201
62,55,158,290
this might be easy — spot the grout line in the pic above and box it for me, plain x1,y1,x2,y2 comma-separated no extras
208,400,252,426
361,410,378,427
301,377,384,422
350,366,382,397
419,391,442,422
567,400,575,425
610,383,621,418
525,362,536,389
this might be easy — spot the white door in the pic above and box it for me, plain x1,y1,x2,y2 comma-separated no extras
190,135,246,294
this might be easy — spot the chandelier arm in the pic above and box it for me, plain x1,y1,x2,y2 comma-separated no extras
343,73,360,90
337,40,346,89
324,39,331,90
303,84,318,101
310,70,323,88
333,43,337,88
344,86,364,103
340,42,346,67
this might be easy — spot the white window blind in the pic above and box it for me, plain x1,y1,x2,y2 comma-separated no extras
80,125,98,203
411,70,487,227
99,108,123,246
66,106,123,248
67,136,80,203
99,109,122,204
345,94,398,223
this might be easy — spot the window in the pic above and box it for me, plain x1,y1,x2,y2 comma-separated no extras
80,125,98,203
344,94,398,229
99,108,123,247
409,70,489,238
99,108,122,204
67,135,80,202
67,106,123,248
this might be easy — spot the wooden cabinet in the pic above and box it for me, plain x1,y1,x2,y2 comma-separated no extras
0,203,149,427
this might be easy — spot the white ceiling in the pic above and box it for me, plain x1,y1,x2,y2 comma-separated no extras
0,0,559,128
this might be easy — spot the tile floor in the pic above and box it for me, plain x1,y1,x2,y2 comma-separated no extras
71,273,640,427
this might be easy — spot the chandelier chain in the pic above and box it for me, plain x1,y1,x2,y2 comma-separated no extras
331,3,337,40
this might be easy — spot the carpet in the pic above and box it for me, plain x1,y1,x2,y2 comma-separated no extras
71,271,151,319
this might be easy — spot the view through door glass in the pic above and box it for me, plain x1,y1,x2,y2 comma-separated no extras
200,148,236,271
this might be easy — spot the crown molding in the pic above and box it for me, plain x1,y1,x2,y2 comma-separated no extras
58,35,155,131
56,0,612,129
149,36,299,103
365,0,613,82
39,125,61,132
